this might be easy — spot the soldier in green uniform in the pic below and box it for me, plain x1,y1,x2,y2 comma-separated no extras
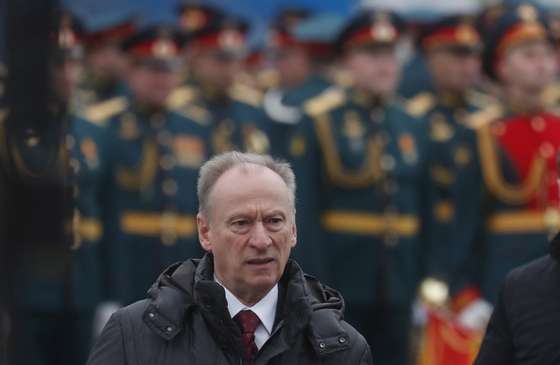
263,12,343,160
450,3,560,331
171,10,270,155
294,10,431,365
76,11,135,107
86,25,211,311
406,15,489,288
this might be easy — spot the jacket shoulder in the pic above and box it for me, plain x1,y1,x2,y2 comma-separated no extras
166,85,197,109
229,83,263,108
80,96,128,126
404,92,436,117
303,87,347,117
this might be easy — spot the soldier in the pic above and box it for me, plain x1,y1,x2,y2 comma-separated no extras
77,11,135,107
264,12,341,159
171,10,270,155
84,25,211,313
407,15,488,288
451,2,560,331
294,10,431,365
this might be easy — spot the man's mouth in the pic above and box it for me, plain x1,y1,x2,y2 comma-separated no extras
246,257,275,266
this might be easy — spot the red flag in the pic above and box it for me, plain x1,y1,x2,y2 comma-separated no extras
417,309,483,365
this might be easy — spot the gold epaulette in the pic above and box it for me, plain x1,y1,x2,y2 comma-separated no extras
466,89,499,109
80,96,128,126
303,87,346,117
332,70,354,88
464,103,504,129
405,92,436,117
229,83,263,108
173,103,211,126
257,69,279,91
166,85,197,109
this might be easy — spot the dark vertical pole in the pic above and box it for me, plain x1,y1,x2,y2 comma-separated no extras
2,0,71,363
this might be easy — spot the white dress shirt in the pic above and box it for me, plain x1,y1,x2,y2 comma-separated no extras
215,276,278,349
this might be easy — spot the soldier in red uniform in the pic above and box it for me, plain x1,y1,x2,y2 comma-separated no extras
451,2,560,331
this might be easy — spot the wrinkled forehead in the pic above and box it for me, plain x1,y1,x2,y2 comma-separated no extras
208,163,294,214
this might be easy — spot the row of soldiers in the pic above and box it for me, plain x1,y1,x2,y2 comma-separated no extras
2,1,560,364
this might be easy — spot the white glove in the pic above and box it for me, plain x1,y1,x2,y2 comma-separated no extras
457,299,493,331
412,299,428,327
93,301,120,337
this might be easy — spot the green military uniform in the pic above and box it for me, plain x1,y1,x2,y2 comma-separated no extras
292,10,432,365
84,94,211,306
168,82,271,155
451,4,560,310
295,86,431,365
406,91,491,285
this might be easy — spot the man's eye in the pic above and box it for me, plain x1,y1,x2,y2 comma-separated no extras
266,217,284,226
233,220,248,227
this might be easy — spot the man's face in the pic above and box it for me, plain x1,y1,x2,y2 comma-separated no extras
188,48,241,92
127,62,179,107
344,46,400,96
427,48,481,93
86,44,129,82
197,164,296,304
497,40,558,92
270,47,310,89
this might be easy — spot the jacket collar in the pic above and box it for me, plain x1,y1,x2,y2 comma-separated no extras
143,254,350,357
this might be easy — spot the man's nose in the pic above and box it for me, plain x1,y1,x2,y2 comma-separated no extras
249,221,272,249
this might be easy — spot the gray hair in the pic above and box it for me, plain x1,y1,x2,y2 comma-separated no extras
197,151,296,217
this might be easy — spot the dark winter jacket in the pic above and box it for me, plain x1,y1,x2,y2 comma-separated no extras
87,254,373,365
474,233,560,365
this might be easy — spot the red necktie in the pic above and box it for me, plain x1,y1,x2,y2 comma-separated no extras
234,310,260,362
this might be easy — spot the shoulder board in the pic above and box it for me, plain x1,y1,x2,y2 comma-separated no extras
173,103,211,126
80,96,128,126
464,103,504,129
332,70,354,88
229,83,263,108
542,83,560,109
405,92,436,117
466,89,499,109
303,87,346,117
166,86,197,109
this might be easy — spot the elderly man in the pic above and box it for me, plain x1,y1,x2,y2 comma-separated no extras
87,151,372,365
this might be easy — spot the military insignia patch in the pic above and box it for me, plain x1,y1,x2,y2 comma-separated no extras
80,138,99,168
430,113,454,142
289,134,306,157
399,133,417,164
343,111,365,139
173,135,205,168
212,119,235,154
454,145,471,166
244,125,270,154
120,113,140,140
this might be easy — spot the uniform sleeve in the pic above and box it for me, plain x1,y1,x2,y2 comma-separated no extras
87,311,127,365
473,281,514,365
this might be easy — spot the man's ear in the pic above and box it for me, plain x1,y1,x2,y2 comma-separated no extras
197,213,212,252
290,214,297,248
